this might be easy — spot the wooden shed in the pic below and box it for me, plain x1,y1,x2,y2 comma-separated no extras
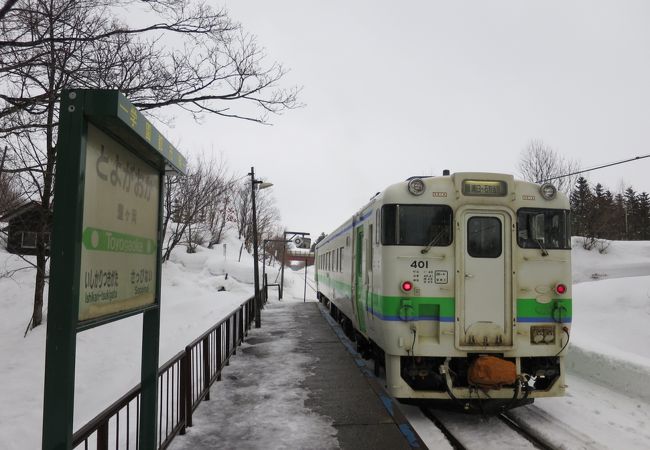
0,201,52,255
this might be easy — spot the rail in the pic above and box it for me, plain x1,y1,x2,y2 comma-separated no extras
72,294,258,450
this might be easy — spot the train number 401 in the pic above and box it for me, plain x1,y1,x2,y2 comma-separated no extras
410,260,429,269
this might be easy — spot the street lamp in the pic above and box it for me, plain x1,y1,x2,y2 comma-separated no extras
249,166,272,328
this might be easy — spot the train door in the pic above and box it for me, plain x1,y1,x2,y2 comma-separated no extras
458,211,513,347
353,225,367,333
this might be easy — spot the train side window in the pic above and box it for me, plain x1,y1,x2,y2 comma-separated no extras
381,205,397,244
375,209,380,244
467,216,502,258
368,224,374,267
340,246,344,272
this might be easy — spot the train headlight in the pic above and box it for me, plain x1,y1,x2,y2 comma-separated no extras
401,281,414,292
539,183,557,200
407,178,426,196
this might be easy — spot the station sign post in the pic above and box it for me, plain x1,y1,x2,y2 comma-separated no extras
42,89,186,449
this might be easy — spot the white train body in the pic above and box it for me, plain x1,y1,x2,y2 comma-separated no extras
315,173,571,403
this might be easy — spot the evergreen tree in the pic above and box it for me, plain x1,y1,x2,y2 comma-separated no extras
637,192,650,240
624,187,639,239
592,183,608,238
613,193,626,240
570,177,593,237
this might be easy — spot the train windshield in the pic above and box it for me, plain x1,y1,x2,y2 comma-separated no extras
381,204,453,246
517,208,571,250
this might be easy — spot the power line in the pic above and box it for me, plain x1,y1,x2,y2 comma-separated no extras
537,153,650,183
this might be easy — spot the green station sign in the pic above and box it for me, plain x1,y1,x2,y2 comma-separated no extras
79,124,160,321
43,90,186,450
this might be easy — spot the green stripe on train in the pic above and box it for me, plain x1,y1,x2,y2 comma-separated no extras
317,276,571,321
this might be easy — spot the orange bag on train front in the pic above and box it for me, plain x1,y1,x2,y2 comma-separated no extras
467,355,516,389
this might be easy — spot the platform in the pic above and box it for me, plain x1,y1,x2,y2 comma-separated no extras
169,301,426,450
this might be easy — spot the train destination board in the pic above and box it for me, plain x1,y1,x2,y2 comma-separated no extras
461,179,508,197
78,124,159,321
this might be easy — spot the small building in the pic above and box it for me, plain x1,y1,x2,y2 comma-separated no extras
0,201,52,255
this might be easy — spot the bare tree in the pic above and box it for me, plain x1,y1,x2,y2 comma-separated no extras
232,177,280,257
162,156,233,261
0,0,299,329
517,139,580,194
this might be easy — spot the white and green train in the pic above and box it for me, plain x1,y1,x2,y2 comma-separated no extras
315,172,571,409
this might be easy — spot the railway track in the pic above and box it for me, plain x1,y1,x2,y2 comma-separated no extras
420,407,557,450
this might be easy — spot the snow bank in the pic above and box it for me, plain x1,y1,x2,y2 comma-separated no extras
572,237,650,283
567,343,650,403
570,240,650,401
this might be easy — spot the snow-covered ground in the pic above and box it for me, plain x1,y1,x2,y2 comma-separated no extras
1,235,650,449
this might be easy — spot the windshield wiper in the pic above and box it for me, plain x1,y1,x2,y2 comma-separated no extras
421,229,446,254
535,239,549,257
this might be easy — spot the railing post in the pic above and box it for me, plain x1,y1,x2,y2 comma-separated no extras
225,319,231,364
232,315,237,356
179,354,187,435
239,307,244,344
202,336,210,401
97,422,109,450
183,346,193,429
247,300,252,333
216,326,223,381
263,274,269,305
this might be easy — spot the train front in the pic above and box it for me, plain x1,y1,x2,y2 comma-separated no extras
374,173,571,410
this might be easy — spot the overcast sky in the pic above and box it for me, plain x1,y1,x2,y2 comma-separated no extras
170,1,650,239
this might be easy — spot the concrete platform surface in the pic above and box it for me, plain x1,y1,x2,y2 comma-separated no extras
169,301,427,450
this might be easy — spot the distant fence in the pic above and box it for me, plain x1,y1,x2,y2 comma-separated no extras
72,294,257,450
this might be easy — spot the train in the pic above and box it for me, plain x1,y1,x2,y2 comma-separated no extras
315,172,571,411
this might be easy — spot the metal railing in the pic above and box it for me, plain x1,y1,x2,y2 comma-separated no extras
72,295,257,450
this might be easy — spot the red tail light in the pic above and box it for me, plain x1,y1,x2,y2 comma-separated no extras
555,283,567,295
401,281,413,292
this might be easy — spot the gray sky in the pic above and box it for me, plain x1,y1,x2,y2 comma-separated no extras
171,1,650,239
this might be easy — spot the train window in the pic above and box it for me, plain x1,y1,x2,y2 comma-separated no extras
381,204,453,246
340,246,344,272
375,210,380,244
467,216,502,258
517,208,571,250
368,224,374,267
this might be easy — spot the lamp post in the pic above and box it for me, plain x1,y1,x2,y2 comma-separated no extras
249,167,272,328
